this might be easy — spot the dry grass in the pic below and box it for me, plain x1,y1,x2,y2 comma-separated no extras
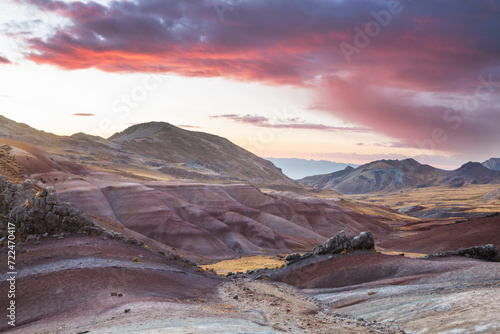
346,184,500,209
337,199,421,223
201,255,284,274
341,184,500,219
378,250,427,258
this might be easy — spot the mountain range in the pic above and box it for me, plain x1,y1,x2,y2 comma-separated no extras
299,158,500,194
1,115,499,195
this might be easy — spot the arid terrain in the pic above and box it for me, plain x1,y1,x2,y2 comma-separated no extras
1,115,499,333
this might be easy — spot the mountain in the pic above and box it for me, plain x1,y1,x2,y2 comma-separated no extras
265,157,358,179
108,122,293,185
483,158,500,171
298,158,440,194
0,115,295,187
299,158,500,194
441,162,500,187
299,166,356,189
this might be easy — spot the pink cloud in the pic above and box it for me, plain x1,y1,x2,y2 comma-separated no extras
0,56,11,64
177,124,201,129
315,76,500,157
14,0,500,158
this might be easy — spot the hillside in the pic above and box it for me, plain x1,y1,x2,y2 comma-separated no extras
109,122,294,185
0,115,295,187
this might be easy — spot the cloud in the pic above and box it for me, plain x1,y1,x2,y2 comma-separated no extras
72,113,95,116
210,114,369,132
374,142,411,148
315,75,500,158
17,0,500,158
20,1,500,89
178,124,201,129
0,56,11,64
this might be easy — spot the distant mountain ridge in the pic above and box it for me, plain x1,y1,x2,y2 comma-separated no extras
265,157,358,179
299,158,500,194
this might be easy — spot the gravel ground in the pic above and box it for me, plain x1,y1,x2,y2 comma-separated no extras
218,278,404,334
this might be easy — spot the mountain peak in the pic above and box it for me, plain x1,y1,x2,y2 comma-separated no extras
457,161,485,171
108,121,179,141
483,158,500,171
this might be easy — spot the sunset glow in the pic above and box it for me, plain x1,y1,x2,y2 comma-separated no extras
1,0,499,168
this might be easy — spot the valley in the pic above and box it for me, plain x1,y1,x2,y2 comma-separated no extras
0,115,499,334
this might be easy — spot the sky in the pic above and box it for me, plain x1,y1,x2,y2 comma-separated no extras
0,0,499,169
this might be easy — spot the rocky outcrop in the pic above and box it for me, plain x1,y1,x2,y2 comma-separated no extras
425,244,499,262
285,230,375,266
0,176,142,245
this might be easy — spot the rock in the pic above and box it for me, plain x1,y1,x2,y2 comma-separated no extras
349,231,374,251
0,178,110,242
285,230,376,266
312,245,326,255
301,252,313,260
323,230,348,254
426,244,499,262
22,179,33,190
285,253,302,266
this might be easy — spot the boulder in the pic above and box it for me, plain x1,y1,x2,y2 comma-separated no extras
323,230,348,253
285,230,375,266
285,253,302,266
350,231,374,251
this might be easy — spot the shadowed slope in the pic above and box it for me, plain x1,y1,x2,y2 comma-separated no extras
379,215,500,254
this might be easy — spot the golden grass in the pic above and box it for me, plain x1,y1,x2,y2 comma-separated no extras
345,184,500,210
201,255,284,274
337,199,421,223
378,250,427,258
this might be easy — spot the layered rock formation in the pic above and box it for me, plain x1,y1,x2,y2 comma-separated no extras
285,230,375,266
